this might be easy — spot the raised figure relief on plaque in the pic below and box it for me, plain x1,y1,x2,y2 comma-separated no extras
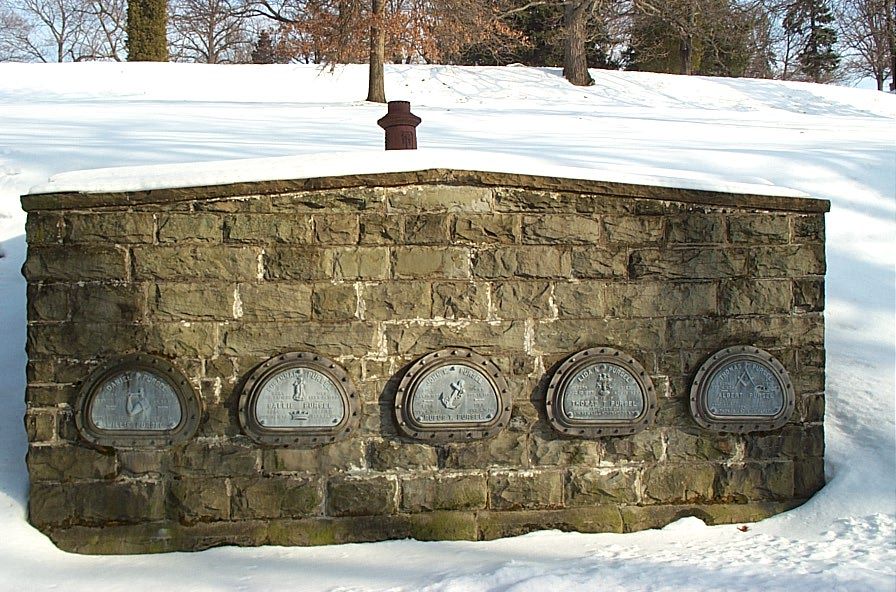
546,347,656,437
238,352,359,446
75,354,201,447
690,345,795,433
395,348,510,442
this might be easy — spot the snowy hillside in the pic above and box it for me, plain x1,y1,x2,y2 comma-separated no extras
0,63,894,591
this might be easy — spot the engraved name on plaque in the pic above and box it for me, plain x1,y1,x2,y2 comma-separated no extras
75,354,201,447
395,348,510,442
690,345,795,433
238,352,359,446
546,347,656,438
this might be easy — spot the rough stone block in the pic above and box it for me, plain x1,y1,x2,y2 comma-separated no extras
223,322,376,357
262,439,367,474
359,214,402,244
66,213,154,243
752,244,825,277
24,409,56,442
225,214,312,243
393,246,470,279
431,281,489,319
117,450,166,475
387,185,491,212
488,470,564,510
444,431,528,469
453,214,517,244
473,246,571,279
493,281,553,319
567,468,640,505
158,213,222,243
729,214,789,244
667,212,726,244
153,283,232,320
363,282,432,320
793,277,825,312
25,384,77,406
529,430,601,466
643,463,715,504
602,215,665,245
332,247,391,280
144,322,218,357
602,430,664,464
570,246,628,279
169,441,259,477
522,215,601,244
238,282,312,321
169,477,231,523
31,480,166,528
793,457,825,498
27,322,145,358
383,321,525,356
719,461,794,501
535,318,666,354
263,247,332,280
747,425,824,460
629,247,749,280
405,214,450,244
401,474,488,511
25,213,64,244
134,246,259,281
270,188,381,212
24,246,127,282
791,214,825,243
369,439,438,470
493,188,573,212
665,428,739,462
231,477,322,519
314,214,359,244
27,444,116,482
719,278,792,315
326,475,397,517
311,283,358,321
26,283,69,322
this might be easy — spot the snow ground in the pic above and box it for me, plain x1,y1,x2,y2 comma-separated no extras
0,63,894,591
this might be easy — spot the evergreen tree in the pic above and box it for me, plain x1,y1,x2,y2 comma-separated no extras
252,30,276,64
784,0,840,82
127,0,168,61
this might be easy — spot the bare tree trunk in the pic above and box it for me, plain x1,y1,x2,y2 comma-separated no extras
366,0,386,103
562,0,594,86
887,0,896,90
679,34,692,74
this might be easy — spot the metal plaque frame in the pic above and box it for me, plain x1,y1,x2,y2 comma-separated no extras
75,354,202,448
395,348,511,442
690,345,795,433
546,347,657,438
238,351,360,446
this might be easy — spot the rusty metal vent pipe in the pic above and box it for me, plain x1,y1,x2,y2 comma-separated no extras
377,101,421,150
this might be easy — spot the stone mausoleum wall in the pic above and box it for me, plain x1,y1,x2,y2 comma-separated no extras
21,169,829,554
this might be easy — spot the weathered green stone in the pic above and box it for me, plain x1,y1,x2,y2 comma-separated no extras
359,213,403,244
752,244,825,277
535,318,666,354
314,214,359,244
728,214,790,244
263,247,333,280
25,213,64,244
327,475,397,517
488,470,564,510
24,246,127,282
332,247,391,280
667,212,726,244
144,322,218,357
262,439,367,474
444,431,528,469
393,246,470,279
791,214,825,243
223,322,376,357
386,185,491,212
629,247,749,280
793,457,825,498
793,277,825,312
225,214,312,243
530,429,601,466
665,428,738,462
27,322,145,357
383,321,526,356
477,506,624,539
718,462,794,501
30,480,165,528
570,246,628,279
27,283,69,322
153,283,231,320
401,473,488,512
603,430,665,464
169,441,259,477
719,278,792,315
27,444,116,482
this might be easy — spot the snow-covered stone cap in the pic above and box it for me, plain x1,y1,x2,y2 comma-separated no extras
28,149,809,199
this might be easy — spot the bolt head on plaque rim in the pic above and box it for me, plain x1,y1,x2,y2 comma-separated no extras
74,353,202,448
689,345,795,433
546,347,656,438
394,347,511,442
238,351,360,447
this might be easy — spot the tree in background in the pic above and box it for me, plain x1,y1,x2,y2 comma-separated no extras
169,0,250,63
783,0,839,81
837,0,894,90
127,0,168,60
251,28,276,63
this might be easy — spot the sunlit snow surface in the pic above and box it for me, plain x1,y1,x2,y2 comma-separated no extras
0,63,893,592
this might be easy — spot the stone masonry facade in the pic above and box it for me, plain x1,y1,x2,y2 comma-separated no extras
21,170,828,554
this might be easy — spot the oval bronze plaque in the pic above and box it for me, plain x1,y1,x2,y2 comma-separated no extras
75,354,201,448
690,345,795,433
395,348,510,442
546,347,656,437
238,351,359,446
